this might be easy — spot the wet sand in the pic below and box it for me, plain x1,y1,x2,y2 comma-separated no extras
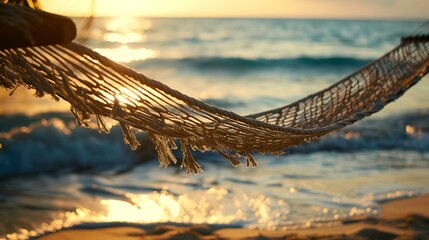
38,195,429,240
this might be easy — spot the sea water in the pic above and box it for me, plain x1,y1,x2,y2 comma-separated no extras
1,18,429,239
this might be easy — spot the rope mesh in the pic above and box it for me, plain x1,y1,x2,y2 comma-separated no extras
1,35,429,173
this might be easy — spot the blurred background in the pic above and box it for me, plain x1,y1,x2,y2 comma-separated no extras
1,0,429,239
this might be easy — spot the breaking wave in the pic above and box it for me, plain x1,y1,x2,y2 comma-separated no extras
1,110,428,179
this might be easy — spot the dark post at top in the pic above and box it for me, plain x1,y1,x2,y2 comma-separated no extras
0,3,76,50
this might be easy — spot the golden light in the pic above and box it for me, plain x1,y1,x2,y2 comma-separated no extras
93,45,156,63
5,188,290,239
98,188,239,225
105,17,152,33
92,17,156,62
405,124,423,138
103,17,150,44
101,193,181,223
104,33,144,44
39,0,428,19
117,87,141,105
101,199,164,222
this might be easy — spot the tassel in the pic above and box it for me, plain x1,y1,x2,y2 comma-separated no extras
167,137,178,150
181,140,203,173
112,97,139,150
148,134,178,167
119,122,139,150
70,106,89,127
96,115,110,133
217,149,241,167
246,153,258,167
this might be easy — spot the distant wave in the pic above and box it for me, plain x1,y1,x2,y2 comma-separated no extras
1,110,428,179
202,97,245,109
289,111,429,153
133,56,372,71
0,114,155,179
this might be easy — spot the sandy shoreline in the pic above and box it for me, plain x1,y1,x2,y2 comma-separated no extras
38,195,429,240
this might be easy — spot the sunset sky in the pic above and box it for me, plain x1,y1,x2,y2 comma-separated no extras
40,0,428,19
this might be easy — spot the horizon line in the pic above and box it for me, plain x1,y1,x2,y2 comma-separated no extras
69,15,427,21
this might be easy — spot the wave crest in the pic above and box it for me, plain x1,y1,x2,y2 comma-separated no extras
135,56,372,71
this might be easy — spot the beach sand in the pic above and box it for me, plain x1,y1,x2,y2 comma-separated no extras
38,195,429,240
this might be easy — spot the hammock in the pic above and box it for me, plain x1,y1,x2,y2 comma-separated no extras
1,11,429,173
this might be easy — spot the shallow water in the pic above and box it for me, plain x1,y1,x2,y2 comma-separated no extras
1,18,429,239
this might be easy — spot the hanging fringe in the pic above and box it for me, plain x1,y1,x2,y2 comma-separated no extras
119,122,139,150
216,148,242,167
246,153,258,167
111,97,140,150
0,64,20,89
70,106,89,127
96,115,110,133
180,139,203,173
148,133,178,167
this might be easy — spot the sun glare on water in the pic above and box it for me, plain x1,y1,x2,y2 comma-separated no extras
100,189,238,224
101,193,181,222
94,45,155,63
6,190,222,239
93,17,156,63
7,186,292,240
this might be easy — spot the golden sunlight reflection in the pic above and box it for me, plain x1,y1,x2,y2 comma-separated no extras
0,88,70,115
93,17,155,62
7,188,292,239
106,17,152,33
100,190,232,224
0,118,72,140
103,17,150,44
344,131,360,140
101,193,180,222
6,208,96,240
116,86,142,106
93,45,156,63
97,86,148,108
104,32,144,44
101,199,164,222
405,124,423,138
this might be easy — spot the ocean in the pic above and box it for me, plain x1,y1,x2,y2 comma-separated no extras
1,18,429,239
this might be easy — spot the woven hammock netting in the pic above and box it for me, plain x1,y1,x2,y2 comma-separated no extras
1,15,429,173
